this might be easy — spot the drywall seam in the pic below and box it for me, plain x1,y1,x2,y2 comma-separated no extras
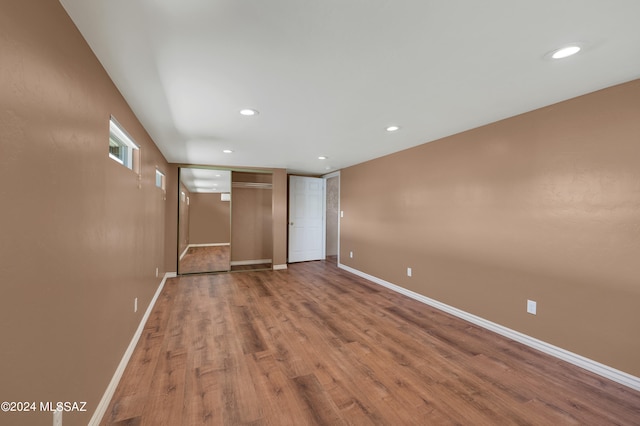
338,263,640,392
88,272,177,426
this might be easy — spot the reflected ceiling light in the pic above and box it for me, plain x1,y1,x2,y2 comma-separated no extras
223,149,233,154
318,156,328,160
550,45,581,59
386,125,400,132
240,108,259,116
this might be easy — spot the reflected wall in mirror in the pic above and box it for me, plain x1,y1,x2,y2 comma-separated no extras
230,171,273,271
178,168,231,274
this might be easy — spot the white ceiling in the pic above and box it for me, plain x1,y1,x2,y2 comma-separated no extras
59,0,640,175
180,168,231,193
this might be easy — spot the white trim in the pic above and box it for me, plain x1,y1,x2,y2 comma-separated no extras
322,171,341,179
273,264,288,270
338,263,640,392
288,175,326,263
108,152,124,165
322,171,340,261
179,246,189,261
89,272,177,426
231,259,272,266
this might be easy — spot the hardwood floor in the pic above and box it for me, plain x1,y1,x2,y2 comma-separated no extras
179,246,230,274
230,263,273,272
179,245,271,274
102,260,640,425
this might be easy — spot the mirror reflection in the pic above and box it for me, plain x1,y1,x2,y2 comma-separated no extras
178,168,232,274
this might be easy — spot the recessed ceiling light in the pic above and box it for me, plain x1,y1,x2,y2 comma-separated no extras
386,125,400,132
550,45,581,59
223,149,233,154
240,108,259,116
318,156,328,160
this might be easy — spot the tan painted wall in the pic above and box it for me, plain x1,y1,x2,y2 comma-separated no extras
340,79,640,377
231,172,273,262
0,1,170,425
271,169,288,266
188,193,231,244
164,164,179,270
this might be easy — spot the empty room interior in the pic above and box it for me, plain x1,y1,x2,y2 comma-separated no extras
1,1,640,425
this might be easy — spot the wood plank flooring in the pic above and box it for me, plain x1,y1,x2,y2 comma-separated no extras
102,260,640,425
179,246,271,274
179,246,230,274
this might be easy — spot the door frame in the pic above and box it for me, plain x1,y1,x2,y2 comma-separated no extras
287,175,327,263
322,171,340,264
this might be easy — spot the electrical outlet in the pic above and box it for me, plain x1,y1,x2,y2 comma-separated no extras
527,300,537,315
53,409,62,426
407,267,412,277
134,298,138,313
349,251,353,258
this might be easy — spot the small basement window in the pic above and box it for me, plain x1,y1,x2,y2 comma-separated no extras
155,169,166,190
109,117,140,172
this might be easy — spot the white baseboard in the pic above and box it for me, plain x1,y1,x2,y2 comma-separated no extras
179,246,189,261
189,242,230,247
231,259,272,266
89,272,177,425
338,263,640,392
273,264,288,270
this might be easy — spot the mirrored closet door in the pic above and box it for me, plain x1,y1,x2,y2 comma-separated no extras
178,167,232,274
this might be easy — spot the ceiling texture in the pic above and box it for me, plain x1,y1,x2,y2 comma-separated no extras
59,0,640,175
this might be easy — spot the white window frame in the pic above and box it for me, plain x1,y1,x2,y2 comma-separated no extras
155,168,166,190
109,117,139,171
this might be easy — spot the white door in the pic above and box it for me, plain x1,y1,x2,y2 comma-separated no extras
288,175,325,263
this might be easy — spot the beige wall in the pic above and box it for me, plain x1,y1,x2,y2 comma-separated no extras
231,172,273,262
0,1,170,425
164,164,179,270
271,169,288,266
340,79,640,377
188,193,231,244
